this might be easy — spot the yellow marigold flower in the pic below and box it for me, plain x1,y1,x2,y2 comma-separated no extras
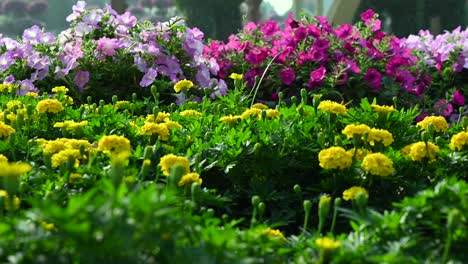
140,122,170,141
180,110,202,116
266,109,280,119
0,190,20,211
367,128,394,146
178,172,202,186
115,101,130,109
98,135,131,154
347,148,370,160
319,146,353,170
51,149,81,168
416,116,449,132
6,100,21,110
251,103,269,110
61,95,74,105
260,228,286,240
0,154,8,163
38,138,91,154
0,162,32,178
159,154,190,176
174,79,194,93
69,173,83,184
54,120,88,131
63,139,92,151
51,86,69,94
315,237,341,251
406,141,439,162
164,120,182,130
449,131,468,151
40,221,57,232
0,84,17,93
229,73,244,81
241,108,262,119
0,122,15,138
342,186,368,201
371,104,396,114
146,112,171,123
342,124,371,139
36,99,64,114
26,92,39,98
219,114,242,124
361,153,394,176
317,100,347,115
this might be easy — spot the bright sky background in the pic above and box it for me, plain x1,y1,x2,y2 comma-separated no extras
265,0,293,16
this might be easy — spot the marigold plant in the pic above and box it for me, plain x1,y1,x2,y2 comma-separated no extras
159,154,190,176
36,99,64,114
318,146,353,170
317,100,347,115
416,116,449,132
361,153,394,177
315,237,341,251
97,135,131,154
342,186,368,201
449,131,468,151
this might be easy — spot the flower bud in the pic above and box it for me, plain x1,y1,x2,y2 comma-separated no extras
303,200,312,213
112,95,118,104
251,195,261,207
300,88,308,105
258,202,266,215
293,184,302,194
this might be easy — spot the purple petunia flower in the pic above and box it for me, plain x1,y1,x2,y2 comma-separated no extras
308,66,326,89
279,67,296,85
97,37,122,57
0,52,14,70
335,24,354,40
74,22,93,37
363,68,382,91
22,25,42,45
39,32,56,45
83,11,103,29
360,9,375,22
453,90,465,106
18,79,39,95
74,70,90,90
434,100,453,117
117,12,137,28
66,1,87,22
196,64,211,88
184,27,204,57
210,79,228,99
139,67,158,87
261,20,280,39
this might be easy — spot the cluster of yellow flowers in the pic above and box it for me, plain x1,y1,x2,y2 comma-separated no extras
450,131,468,151
54,120,88,131
158,154,202,186
260,228,286,241
361,153,394,176
36,138,92,155
140,112,182,140
342,124,394,147
51,149,82,168
0,121,15,138
315,237,341,251
219,114,243,124
114,101,130,109
97,135,131,154
317,100,347,115
342,186,368,201
318,146,353,170
36,99,64,114
347,148,370,160
416,116,449,132
0,161,32,178
180,110,202,116
402,141,440,162
371,104,396,114
219,105,280,125
0,84,17,93
51,86,69,94
174,79,194,93
0,154,7,163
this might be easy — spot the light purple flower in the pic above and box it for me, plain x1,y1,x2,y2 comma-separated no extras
39,32,56,45
83,11,102,29
139,67,157,87
22,25,42,45
134,55,147,73
66,1,87,22
196,64,210,88
2,38,19,50
74,70,90,90
4,75,15,84
117,12,137,28
75,22,93,37
184,27,204,57
97,37,122,57
210,79,228,99
279,67,296,85
18,79,39,95
0,52,14,70
434,100,453,117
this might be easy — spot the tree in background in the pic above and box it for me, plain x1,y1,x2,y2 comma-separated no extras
174,0,245,40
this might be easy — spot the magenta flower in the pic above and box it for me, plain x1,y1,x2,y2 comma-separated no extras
279,67,296,85
74,70,90,90
360,9,375,22
363,68,382,91
313,38,330,51
415,113,430,123
335,24,354,40
308,66,326,89
139,67,158,87
434,100,454,117
453,90,465,106
261,21,280,39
